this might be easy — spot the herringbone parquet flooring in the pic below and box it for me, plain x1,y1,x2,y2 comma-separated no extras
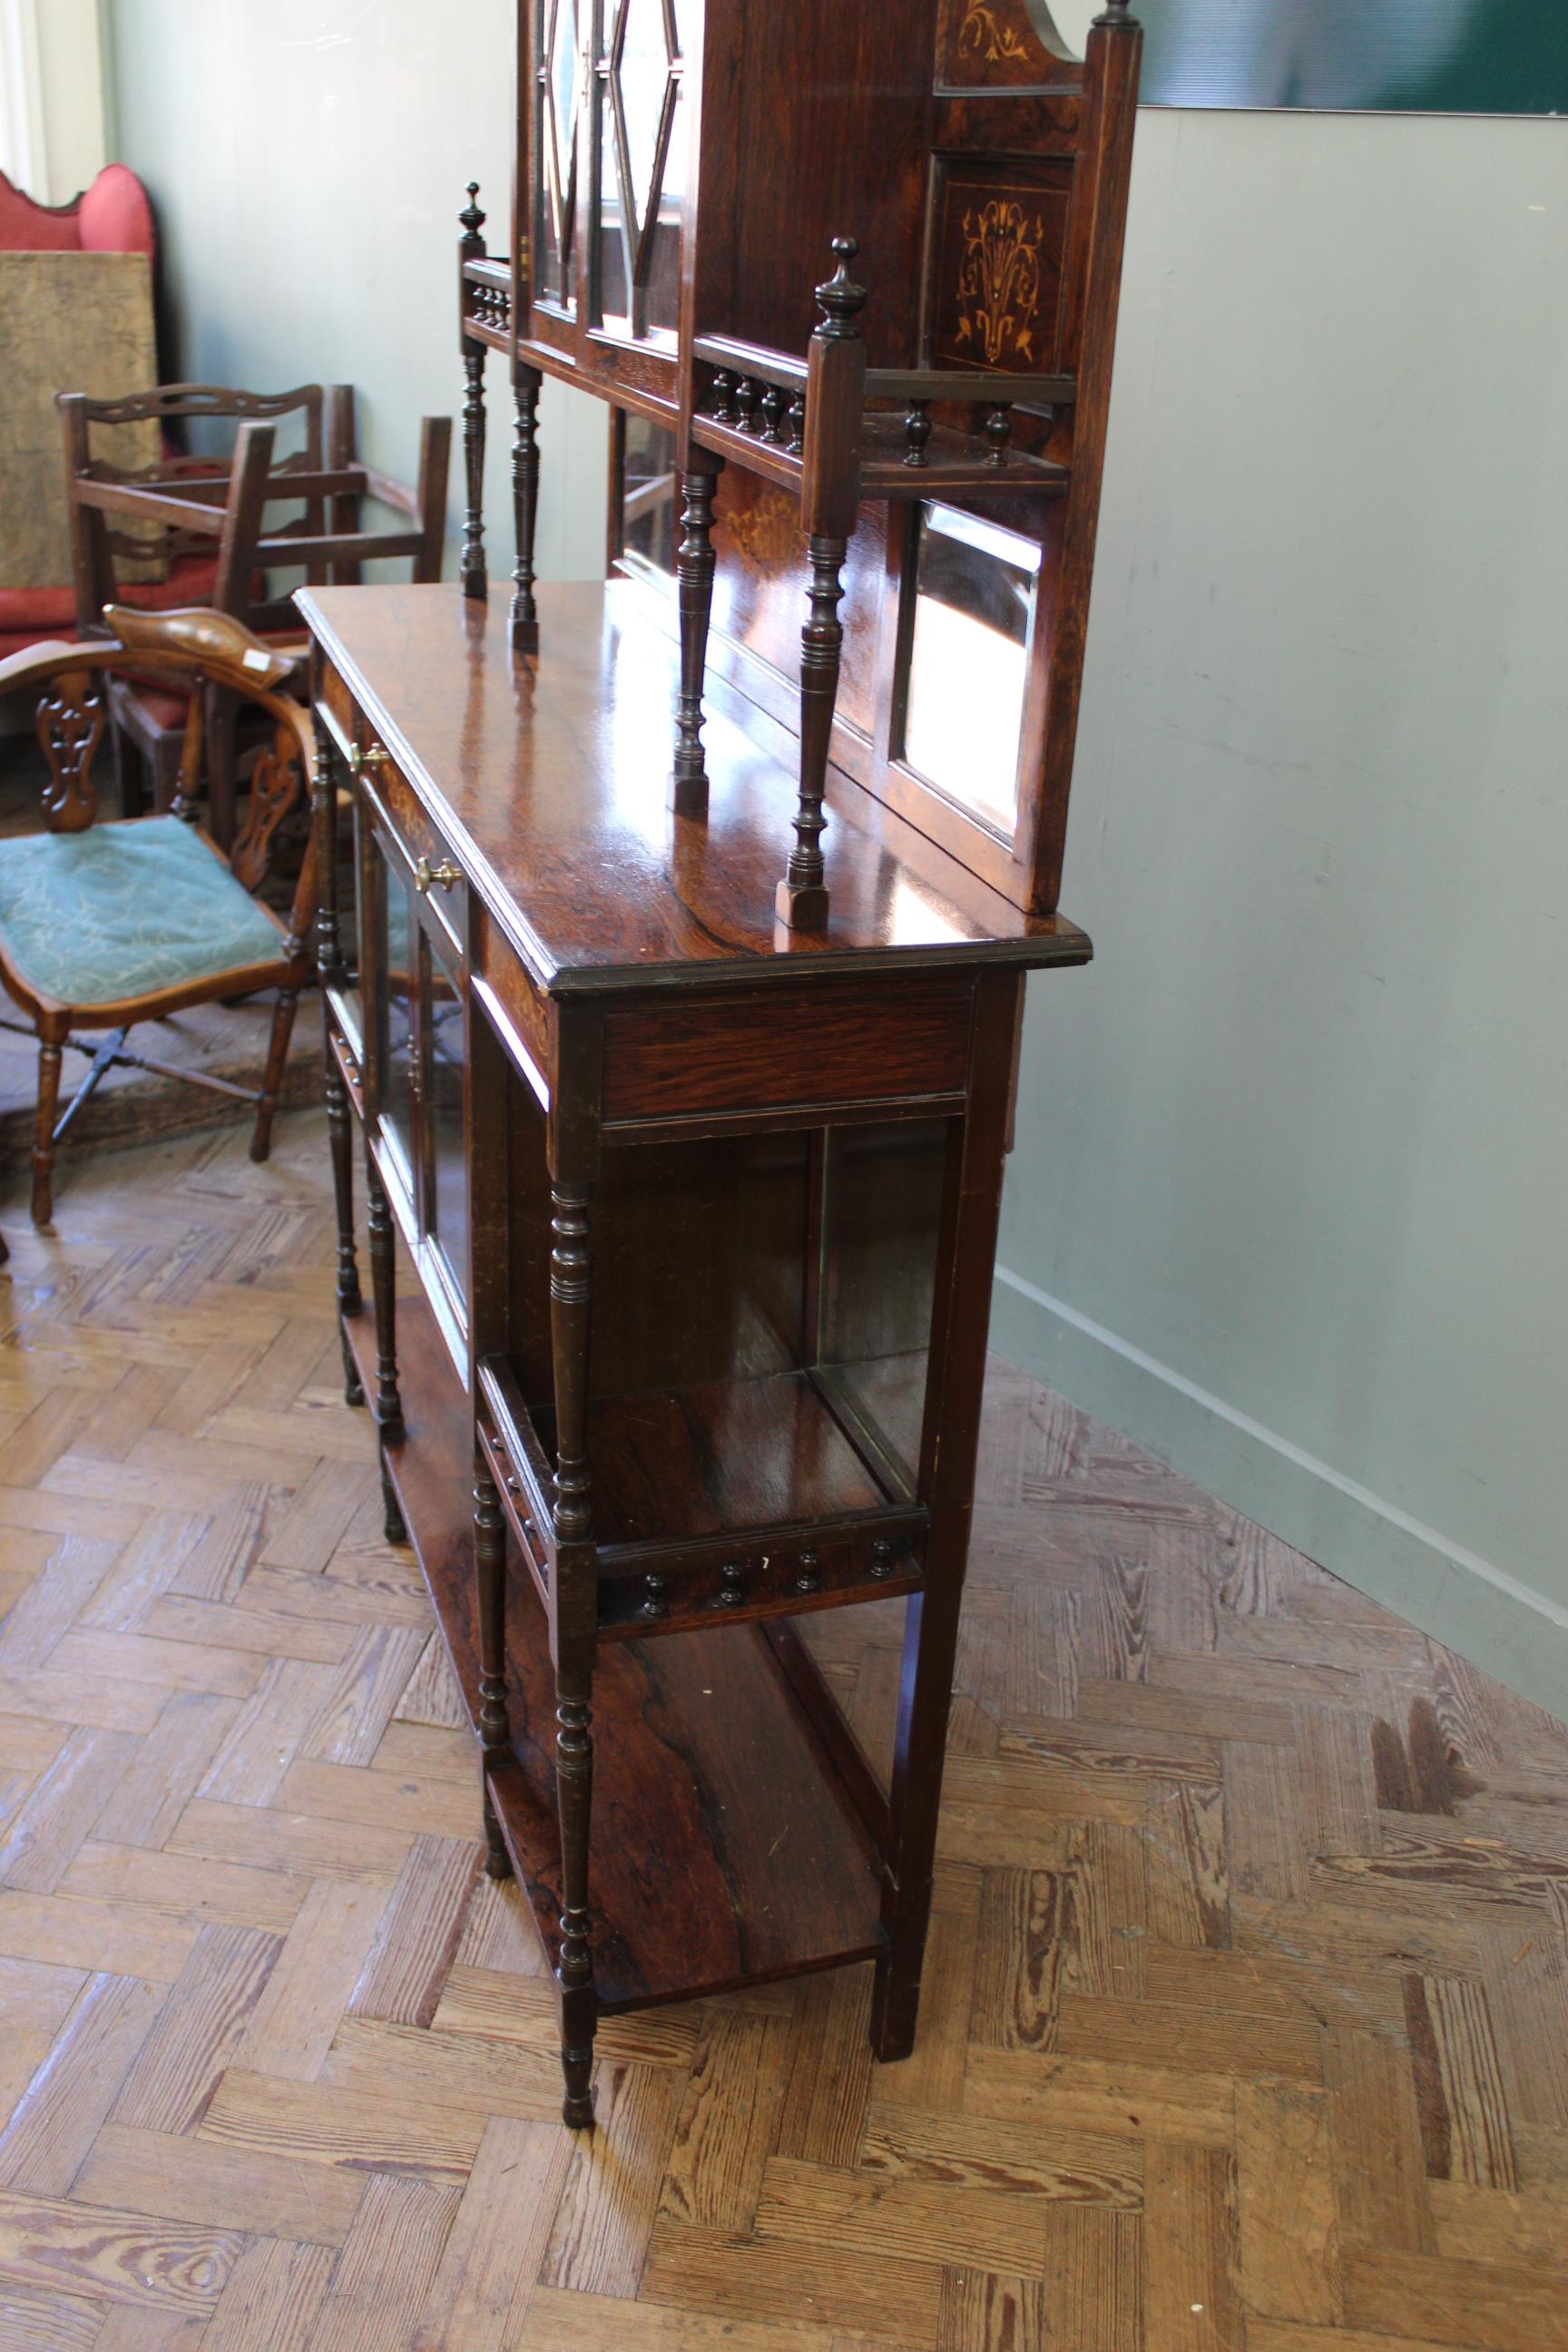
0,1109,1564,2352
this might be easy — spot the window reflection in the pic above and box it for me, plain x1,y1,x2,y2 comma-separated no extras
903,502,1039,838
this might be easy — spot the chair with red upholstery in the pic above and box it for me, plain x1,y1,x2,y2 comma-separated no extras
0,163,162,663
60,386,451,839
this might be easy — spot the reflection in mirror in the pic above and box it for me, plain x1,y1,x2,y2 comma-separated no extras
902,502,1039,838
620,415,678,582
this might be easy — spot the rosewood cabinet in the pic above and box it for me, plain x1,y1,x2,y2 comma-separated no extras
305,581,1093,2126
319,0,1141,2134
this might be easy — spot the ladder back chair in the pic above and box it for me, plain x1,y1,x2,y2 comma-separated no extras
60,386,452,838
0,607,319,1224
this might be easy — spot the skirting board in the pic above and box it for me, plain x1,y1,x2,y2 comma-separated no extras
992,1263,1568,1730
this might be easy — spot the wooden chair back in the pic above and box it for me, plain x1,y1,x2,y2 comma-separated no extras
61,385,453,639
5,606,317,926
58,382,329,632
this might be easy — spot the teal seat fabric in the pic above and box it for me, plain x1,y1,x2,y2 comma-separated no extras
0,818,284,1010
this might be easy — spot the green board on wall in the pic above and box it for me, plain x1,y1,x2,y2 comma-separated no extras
1134,0,1566,115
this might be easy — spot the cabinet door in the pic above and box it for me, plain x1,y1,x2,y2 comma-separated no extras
419,911,469,1328
592,0,688,345
373,832,419,1211
534,0,583,316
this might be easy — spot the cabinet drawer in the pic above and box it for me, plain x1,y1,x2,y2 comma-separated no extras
360,750,468,962
601,975,975,1132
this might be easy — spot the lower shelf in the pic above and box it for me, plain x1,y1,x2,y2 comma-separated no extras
343,1292,888,2014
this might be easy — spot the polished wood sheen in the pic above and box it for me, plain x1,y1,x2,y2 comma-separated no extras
302,583,1090,993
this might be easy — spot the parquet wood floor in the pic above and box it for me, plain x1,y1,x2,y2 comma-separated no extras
0,1109,1564,2352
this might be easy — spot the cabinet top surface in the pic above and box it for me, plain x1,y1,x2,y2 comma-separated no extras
300,582,1091,995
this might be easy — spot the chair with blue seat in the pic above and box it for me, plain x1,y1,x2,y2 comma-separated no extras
0,605,318,1224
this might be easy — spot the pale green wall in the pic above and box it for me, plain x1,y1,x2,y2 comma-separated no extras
996,107,1568,1720
103,0,607,584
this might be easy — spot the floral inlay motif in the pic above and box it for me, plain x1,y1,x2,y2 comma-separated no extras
958,4,1030,63
955,200,1045,367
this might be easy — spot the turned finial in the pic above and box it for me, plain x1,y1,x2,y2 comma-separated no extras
814,238,867,342
460,181,486,245
1093,0,1137,23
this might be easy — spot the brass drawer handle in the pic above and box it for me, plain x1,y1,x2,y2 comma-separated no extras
414,857,462,897
347,742,388,777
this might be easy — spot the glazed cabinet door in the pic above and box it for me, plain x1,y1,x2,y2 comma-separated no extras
526,0,692,405
361,807,471,1380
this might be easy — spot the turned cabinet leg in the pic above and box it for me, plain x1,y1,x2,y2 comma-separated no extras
510,369,542,654
31,1035,63,1226
776,530,848,933
671,459,721,816
379,1454,407,1547
324,1056,363,1406
554,1660,596,2128
474,1464,514,1881
549,1170,598,2126
461,340,488,602
366,1155,404,1442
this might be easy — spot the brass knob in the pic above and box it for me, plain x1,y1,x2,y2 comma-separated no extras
347,742,388,776
414,857,461,896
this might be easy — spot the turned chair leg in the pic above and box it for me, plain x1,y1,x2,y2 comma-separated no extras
250,986,299,1162
31,1036,63,1226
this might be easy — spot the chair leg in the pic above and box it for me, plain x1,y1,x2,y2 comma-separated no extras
250,989,299,1163
31,1038,63,1226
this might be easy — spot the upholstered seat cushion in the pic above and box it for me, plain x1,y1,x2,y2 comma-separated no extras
0,816,284,1009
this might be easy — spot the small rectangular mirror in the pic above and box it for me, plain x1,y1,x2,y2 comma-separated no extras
902,501,1040,838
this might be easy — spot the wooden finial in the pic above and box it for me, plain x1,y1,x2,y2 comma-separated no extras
460,181,486,259
814,238,867,342
1093,0,1137,23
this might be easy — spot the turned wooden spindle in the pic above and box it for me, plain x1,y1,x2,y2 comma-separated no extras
672,457,721,816
904,399,932,467
458,183,488,602
473,1466,513,1879
548,1166,597,2127
510,366,542,652
735,376,760,434
786,391,806,453
985,403,1013,467
710,368,735,422
760,384,785,443
777,237,867,936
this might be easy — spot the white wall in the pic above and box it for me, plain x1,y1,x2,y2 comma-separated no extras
105,0,607,584
995,106,1568,1721
1,0,107,201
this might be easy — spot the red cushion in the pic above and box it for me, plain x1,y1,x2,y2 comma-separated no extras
0,170,81,251
0,553,223,661
76,166,155,260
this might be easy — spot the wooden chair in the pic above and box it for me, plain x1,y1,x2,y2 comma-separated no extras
0,607,318,1225
59,385,451,838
